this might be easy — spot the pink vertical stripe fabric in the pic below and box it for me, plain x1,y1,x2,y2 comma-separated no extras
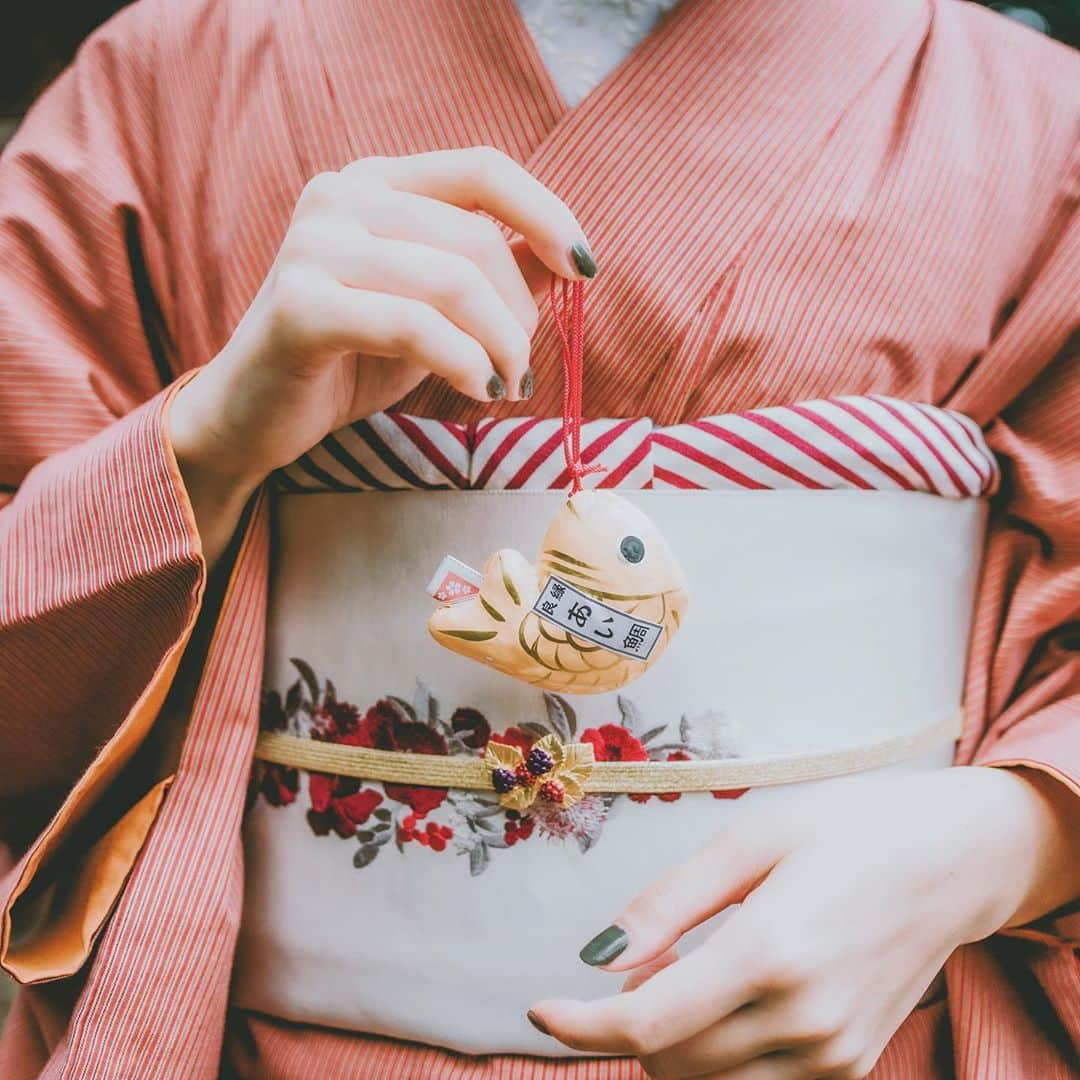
0,388,203,798
226,1006,960,1080
47,496,271,1080
0,0,1076,1077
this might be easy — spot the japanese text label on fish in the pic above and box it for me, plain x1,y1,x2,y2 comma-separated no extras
532,575,663,661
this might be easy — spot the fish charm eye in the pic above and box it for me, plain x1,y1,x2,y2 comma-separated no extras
619,535,645,564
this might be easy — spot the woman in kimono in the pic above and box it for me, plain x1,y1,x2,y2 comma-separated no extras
0,0,1078,1077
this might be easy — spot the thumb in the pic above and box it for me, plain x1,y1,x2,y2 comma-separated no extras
577,815,787,973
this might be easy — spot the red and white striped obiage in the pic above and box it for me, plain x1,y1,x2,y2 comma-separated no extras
277,395,999,498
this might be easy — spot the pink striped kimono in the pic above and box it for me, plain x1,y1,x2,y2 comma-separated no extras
1,0,1078,1076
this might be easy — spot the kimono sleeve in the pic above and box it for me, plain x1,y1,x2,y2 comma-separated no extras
956,138,1080,947
0,4,207,978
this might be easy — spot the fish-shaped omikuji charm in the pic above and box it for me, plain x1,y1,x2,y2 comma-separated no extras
428,489,689,694
429,279,689,694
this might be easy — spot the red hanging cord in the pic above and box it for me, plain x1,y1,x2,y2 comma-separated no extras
549,277,605,494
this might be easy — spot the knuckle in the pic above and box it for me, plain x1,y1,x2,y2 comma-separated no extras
464,217,510,262
281,218,331,263
468,144,511,183
815,1032,870,1077
299,171,341,210
788,993,847,1043
269,264,313,319
392,304,488,390
347,189,386,221
389,304,433,357
340,156,393,194
430,257,480,308
754,935,817,992
343,154,390,179
269,270,326,339
621,1006,667,1058
460,218,509,270
745,932,787,989
850,1052,880,1078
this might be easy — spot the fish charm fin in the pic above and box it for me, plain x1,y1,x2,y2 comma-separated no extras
428,548,545,678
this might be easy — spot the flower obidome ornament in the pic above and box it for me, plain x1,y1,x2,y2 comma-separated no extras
428,279,689,695
484,732,596,811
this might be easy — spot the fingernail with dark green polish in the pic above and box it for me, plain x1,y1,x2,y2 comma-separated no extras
570,241,598,278
519,368,534,400
527,1010,551,1036
579,925,629,966
487,372,506,401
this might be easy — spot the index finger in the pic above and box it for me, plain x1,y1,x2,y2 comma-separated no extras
531,920,762,1057
351,147,596,280
592,811,788,974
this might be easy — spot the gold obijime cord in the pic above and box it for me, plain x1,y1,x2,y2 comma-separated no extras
253,709,963,795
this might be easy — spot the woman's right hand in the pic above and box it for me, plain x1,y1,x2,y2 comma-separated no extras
168,147,595,564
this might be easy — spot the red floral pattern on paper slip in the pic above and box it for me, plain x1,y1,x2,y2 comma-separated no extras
254,659,747,877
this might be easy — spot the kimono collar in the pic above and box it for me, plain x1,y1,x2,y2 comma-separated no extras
285,0,927,170
275,0,930,421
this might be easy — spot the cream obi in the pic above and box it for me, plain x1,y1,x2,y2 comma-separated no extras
233,395,998,1057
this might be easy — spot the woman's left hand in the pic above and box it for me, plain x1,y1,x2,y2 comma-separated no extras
529,766,1080,1079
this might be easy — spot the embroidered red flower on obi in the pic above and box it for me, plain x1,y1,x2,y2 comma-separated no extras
307,774,384,838
450,707,491,749
310,697,362,740
258,763,299,807
350,699,451,815
503,813,535,845
259,659,748,876
254,690,301,806
581,723,649,763
487,725,535,753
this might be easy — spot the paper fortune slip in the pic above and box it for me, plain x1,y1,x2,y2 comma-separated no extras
426,555,483,605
